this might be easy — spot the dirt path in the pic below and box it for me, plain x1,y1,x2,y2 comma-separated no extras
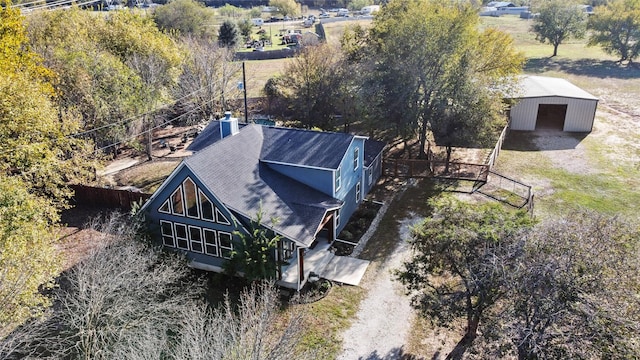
338,215,422,360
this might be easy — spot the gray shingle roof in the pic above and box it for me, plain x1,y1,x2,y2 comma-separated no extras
364,139,385,167
187,120,248,152
184,124,343,247
260,127,354,169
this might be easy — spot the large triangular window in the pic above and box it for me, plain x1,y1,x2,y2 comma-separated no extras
158,176,232,225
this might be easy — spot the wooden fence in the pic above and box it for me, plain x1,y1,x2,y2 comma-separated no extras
70,185,151,210
383,158,490,182
486,125,509,170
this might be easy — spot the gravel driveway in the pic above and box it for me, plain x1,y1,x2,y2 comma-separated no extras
338,215,423,360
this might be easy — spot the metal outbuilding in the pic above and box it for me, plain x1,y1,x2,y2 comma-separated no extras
507,76,598,132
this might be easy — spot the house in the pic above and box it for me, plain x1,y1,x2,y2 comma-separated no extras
506,75,598,132
481,2,529,16
142,113,385,290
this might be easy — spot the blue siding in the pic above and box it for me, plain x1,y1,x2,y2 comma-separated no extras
334,138,365,201
144,164,246,270
336,181,360,234
363,152,383,196
334,138,366,234
266,162,334,196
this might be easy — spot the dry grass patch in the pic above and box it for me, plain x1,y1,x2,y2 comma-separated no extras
114,160,180,193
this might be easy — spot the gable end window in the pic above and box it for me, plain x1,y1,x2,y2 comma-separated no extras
335,166,341,191
160,221,235,260
171,188,184,216
353,147,359,171
355,182,361,203
184,178,199,218
160,220,175,247
160,177,233,225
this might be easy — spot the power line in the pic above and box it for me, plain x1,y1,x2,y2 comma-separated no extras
94,91,223,153
69,85,211,138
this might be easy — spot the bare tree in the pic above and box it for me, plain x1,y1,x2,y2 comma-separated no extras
501,211,640,360
1,213,315,359
173,36,242,123
172,282,316,360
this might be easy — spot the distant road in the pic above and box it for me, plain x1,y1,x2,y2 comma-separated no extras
320,15,374,24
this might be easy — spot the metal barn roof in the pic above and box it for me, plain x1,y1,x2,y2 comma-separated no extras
514,76,598,101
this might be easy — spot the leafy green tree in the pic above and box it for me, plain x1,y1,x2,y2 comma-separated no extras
270,0,300,18
1,3,96,200
273,44,348,130
237,18,254,42
397,197,535,359
348,0,523,160
218,20,240,48
26,8,182,153
588,0,640,64
226,208,282,281
217,3,241,18
531,0,587,57
152,0,217,38
0,176,61,338
248,6,262,18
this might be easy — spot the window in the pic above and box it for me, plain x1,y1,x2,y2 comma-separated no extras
282,240,295,261
356,182,361,203
189,226,203,253
218,232,234,259
171,188,184,216
199,190,214,221
216,208,231,225
159,200,170,214
175,223,188,250
184,178,199,218
335,166,341,191
353,147,359,170
203,229,218,256
160,220,175,247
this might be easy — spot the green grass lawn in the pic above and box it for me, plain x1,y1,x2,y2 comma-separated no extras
481,15,640,218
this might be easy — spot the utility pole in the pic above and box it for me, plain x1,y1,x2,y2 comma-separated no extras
243,61,248,123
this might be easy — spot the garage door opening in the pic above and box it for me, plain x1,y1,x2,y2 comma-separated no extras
536,104,567,130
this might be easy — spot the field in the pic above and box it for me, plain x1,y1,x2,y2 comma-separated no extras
97,13,640,360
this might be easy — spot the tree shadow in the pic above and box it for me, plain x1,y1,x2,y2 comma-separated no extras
502,130,589,151
359,346,425,360
524,57,640,79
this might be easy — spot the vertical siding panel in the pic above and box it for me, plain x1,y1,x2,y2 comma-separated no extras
511,97,597,132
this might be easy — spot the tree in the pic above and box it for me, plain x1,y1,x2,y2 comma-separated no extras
501,211,640,359
397,197,535,359
1,213,316,359
173,36,241,119
270,0,301,18
26,8,182,154
531,0,587,57
226,208,282,282
237,18,254,42
350,0,523,160
0,176,61,339
271,44,349,130
588,0,640,65
152,0,217,38
218,20,240,48
1,4,96,201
